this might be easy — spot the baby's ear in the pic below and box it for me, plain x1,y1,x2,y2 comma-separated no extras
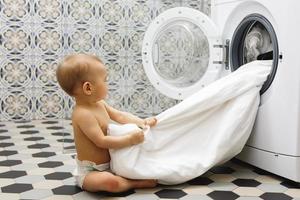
82,81,92,95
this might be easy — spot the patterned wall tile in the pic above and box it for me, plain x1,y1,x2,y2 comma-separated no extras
125,84,155,117
153,0,182,17
0,0,211,121
0,88,33,120
0,87,4,121
103,56,126,85
98,27,127,57
125,28,145,57
0,0,31,23
126,56,151,86
31,24,63,56
62,24,98,55
33,56,61,88
98,0,127,27
32,87,65,120
32,0,63,24
153,89,180,115
64,94,74,119
126,0,154,28
62,0,97,26
0,55,33,88
105,87,127,111
182,0,211,16
0,23,32,55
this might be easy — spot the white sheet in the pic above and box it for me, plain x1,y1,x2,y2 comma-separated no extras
108,61,272,185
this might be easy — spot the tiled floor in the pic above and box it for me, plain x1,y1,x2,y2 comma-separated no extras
0,120,300,200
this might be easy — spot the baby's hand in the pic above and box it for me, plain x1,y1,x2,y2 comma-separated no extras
129,130,144,145
144,117,157,127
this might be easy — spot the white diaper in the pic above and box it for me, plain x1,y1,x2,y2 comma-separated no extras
73,157,110,189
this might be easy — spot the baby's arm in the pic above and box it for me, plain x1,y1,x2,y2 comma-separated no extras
74,110,144,149
103,101,157,128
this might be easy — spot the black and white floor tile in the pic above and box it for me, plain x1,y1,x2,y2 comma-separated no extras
0,120,300,200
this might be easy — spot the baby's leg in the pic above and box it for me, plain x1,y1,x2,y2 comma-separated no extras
82,171,157,193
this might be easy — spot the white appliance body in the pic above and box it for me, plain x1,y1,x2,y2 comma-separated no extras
212,0,300,182
142,0,300,182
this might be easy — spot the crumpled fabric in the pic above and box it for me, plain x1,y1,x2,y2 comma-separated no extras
108,60,272,184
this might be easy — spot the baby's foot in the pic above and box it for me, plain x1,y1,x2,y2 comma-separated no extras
134,179,157,189
145,179,157,187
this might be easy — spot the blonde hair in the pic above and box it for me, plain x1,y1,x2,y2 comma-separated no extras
56,54,103,96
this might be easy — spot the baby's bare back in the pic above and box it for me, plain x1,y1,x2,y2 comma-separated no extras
72,102,111,164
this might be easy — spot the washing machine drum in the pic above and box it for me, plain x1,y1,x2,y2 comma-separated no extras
142,7,278,100
230,14,279,94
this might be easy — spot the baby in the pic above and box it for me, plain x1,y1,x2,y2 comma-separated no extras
56,54,157,192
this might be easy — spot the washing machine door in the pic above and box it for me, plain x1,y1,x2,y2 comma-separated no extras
142,7,223,100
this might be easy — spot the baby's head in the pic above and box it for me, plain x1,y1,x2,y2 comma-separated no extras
56,54,108,100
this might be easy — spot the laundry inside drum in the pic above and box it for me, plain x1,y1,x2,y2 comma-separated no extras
243,22,273,63
152,20,210,88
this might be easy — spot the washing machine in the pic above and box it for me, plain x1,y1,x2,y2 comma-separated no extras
142,0,300,182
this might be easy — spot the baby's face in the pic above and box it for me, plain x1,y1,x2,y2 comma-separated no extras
90,61,108,100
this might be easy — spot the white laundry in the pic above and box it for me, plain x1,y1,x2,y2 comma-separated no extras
108,60,272,185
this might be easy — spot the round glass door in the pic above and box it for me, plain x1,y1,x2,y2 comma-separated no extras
153,20,210,88
142,7,222,100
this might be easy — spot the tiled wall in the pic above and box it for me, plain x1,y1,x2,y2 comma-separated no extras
0,0,210,121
